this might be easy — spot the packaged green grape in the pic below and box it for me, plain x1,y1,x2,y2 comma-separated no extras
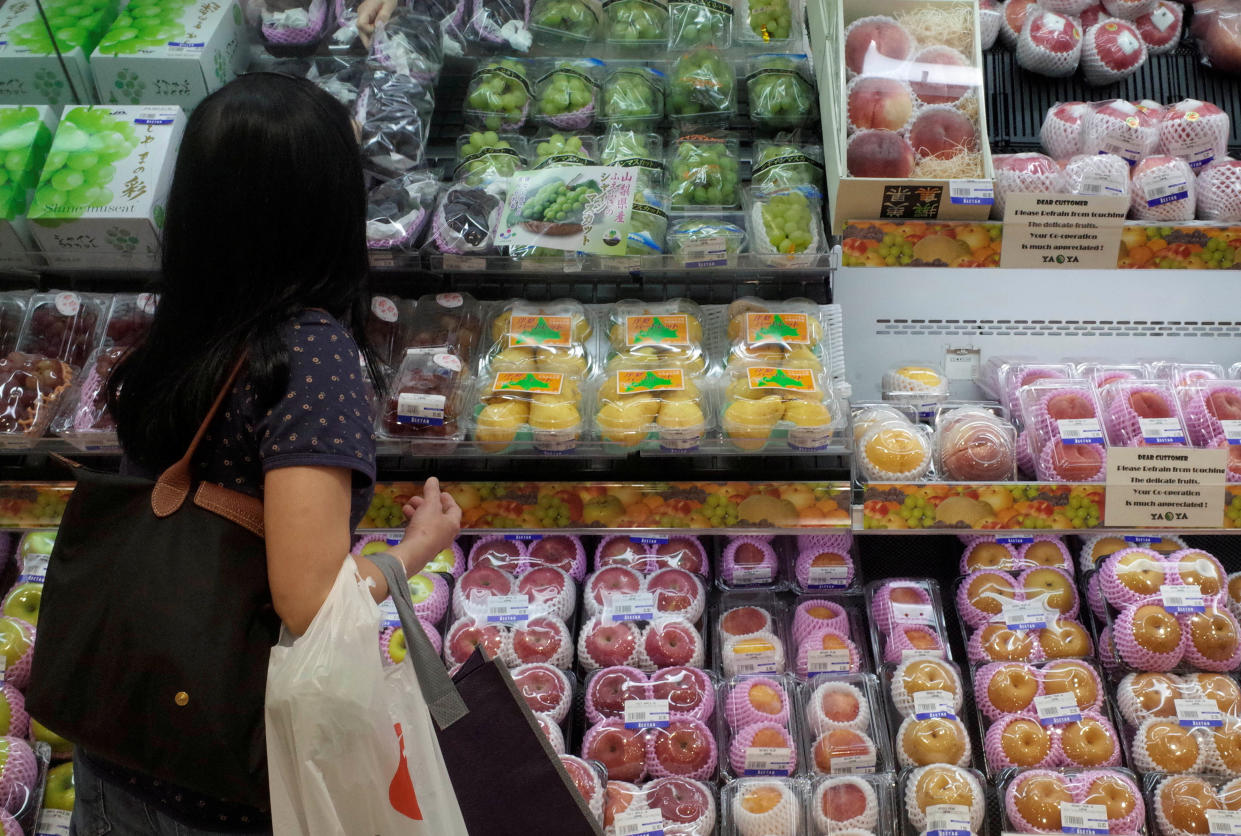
600,66,666,128
668,0,733,48
750,140,825,198
534,59,603,131
531,131,597,169
531,0,603,43
746,187,827,263
666,47,737,127
464,59,533,132
91,0,246,109
0,0,123,106
665,214,747,265
605,0,669,45
28,105,187,269
454,131,529,187
746,54,816,130
668,133,741,210
601,127,665,188
737,0,798,45
0,106,56,270
624,190,669,256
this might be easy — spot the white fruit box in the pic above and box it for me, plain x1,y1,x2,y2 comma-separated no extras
0,2,106,107
0,105,58,269
808,0,995,232
28,105,186,269
91,1,248,110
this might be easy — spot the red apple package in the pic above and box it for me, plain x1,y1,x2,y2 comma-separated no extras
722,776,808,835
583,564,706,623
719,673,803,779
602,777,717,835
1136,0,1183,53
1081,19,1148,84
1113,672,1241,779
800,673,893,776
585,666,716,726
1002,767,1145,833
789,595,869,678
470,533,588,582
865,578,953,670
1191,0,1241,73
1016,9,1083,78
715,592,791,677
379,348,469,449
582,714,719,784
594,534,711,578
901,764,988,835
1097,378,1189,447
1017,378,1108,483
808,773,897,835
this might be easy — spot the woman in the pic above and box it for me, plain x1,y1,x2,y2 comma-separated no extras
72,73,460,834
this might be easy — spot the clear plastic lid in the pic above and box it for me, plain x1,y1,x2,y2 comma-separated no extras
857,416,934,483
900,764,987,835
101,292,157,350
791,594,870,677
596,363,711,452
625,190,670,256
604,0,671,46
737,0,802,46
800,673,892,775
791,535,857,594
1180,378,1241,447
380,349,469,446
669,133,742,210
669,0,733,49
667,49,737,126
483,298,594,377
751,140,826,198
1077,362,1150,389
1002,768,1144,834
405,292,485,365
424,183,505,255
1000,362,1075,419
808,772,897,836
471,365,588,455
601,126,665,188
881,362,950,404
746,54,817,131
600,67,667,126
666,213,748,261
533,59,603,131
1124,674,1241,776
864,578,952,670
1146,773,1241,834
721,777,807,836
722,363,844,454
718,672,803,779
725,297,825,368
0,352,76,439
602,776,718,833
1150,360,1227,388
934,405,1017,482
464,59,533,132
1097,378,1189,448
365,294,416,370
530,0,603,42
530,130,597,169
16,291,108,371
607,298,705,369
454,131,528,187
0,291,31,357
1016,378,1108,483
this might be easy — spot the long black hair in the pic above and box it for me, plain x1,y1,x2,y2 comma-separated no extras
109,72,381,472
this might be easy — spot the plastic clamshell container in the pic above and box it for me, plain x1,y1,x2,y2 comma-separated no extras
721,363,846,454
404,292,485,365
379,349,471,452
933,404,1018,482
594,362,714,452
1017,378,1109,484
1001,767,1146,835
718,672,806,779
714,590,793,677
864,577,953,669
1097,378,1191,448
789,592,872,677
799,673,894,776
720,776,810,836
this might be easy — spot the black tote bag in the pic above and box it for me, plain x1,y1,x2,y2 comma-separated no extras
26,359,279,810
372,554,603,836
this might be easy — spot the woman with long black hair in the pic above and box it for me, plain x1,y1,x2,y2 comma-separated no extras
70,72,460,834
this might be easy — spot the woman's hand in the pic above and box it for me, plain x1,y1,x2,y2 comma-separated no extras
388,477,462,576
357,0,398,46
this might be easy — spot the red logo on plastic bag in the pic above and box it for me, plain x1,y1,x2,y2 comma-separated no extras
389,723,423,820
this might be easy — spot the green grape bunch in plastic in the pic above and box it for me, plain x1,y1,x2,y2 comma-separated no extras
466,60,531,132
456,131,521,187
520,178,602,224
751,143,824,194
606,0,667,42
602,69,663,124
532,0,600,39
746,0,791,40
32,110,141,218
670,139,739,208
670,0,730,46
0,109,52,219
535,133,593,165
98,0,195,54
667,48,734,119
747,57,815,129
10,0,121,55
759,192,814,254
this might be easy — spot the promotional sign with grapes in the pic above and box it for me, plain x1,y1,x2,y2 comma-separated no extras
497,165,639,255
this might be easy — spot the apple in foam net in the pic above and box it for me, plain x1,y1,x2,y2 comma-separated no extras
517,567,567,612
1,584,40,627
528,536,576,573
17,532,54,562
599,538,646,568
473,540,523,572
589,567,642,609
448,622,504,663
30,719,71,760
647,569,698,615
651,667,708,715
591,668,645,717
458,565,513,601
512,664,567,716
560,756,601,808
587,724,646,782
43,760,74,811
650,777,711,824
1027,11,1081,53
1088,20,1146,74
424,547,457,575
644,621,699,668
584,621,639,667
652,538,705,573
512,617,566,664
653,719,713,775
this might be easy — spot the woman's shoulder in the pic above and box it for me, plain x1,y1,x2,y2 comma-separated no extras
282,310,361,364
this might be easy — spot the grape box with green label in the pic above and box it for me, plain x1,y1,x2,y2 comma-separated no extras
0,105,56,268
0,0,122,106
28,105,186,268
91,0,246,109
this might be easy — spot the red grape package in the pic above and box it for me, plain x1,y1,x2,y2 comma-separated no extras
379,348,470,450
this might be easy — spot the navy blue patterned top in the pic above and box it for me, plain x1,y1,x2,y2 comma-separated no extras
84,310,377,831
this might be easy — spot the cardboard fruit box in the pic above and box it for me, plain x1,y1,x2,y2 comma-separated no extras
0,0,121,106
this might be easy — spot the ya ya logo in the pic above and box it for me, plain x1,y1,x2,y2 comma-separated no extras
1043,254,1079,264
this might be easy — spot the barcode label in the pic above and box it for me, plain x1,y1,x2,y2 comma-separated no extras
17,554,48,585
35,809,72,836
732,649,779,675
949,179,995,206
807,565,849,589
604,592,656,623
1060,802,1109,835
397,393,446,426
807,649,852,674
485,595,530,625
1140,417,1186,444
1145,167,1190,206
1002,599,1049,631
914,689,957,720
614,809,665,836
1058,418,1103,444
624,699,670,729
681,237,727,269
827,752,875,774
1222,420,1241,444
1162,584,1206,613
1208,809,1241,835
1177,698,1223,727
1077,171,1127,196
732,565,773,585
1035,692,1082,726
379,599,401,629
926,804,972,836
744,747,793,776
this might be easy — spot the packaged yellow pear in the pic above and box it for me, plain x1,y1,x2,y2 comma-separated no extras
482,298,595,378
724,296,828,369
722,362,845,452
595,363,713,452
606,298,707,375
471,367,589,454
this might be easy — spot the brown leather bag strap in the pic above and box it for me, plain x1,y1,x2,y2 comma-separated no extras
151,354,248,518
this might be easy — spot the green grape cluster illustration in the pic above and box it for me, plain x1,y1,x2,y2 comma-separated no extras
520,179,601,223
30,109,141,219
98,0,195,54
32,69,67,103
108,70,146,105
10,0,121,54
105,226,138,252
0,109,52,219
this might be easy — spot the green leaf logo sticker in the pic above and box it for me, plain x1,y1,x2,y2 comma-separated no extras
507,314,573,347
492,371,564,394
626,314,690,348
746,366,816,392
745,312,811,345
616,368,685,393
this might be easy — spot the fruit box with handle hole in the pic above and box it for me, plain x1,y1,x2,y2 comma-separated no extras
90,0,248,110
807,0,995,233
27,104,186,269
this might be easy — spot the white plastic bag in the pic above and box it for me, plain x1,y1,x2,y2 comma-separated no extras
266,557,468,836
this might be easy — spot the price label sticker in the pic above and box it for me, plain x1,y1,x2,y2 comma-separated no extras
630,536,669,545
948,179,995,206
744,747,793,776
604,592,656,624
914,689,957,720
1057,418,1104,444
614,809,665,836
732,565,773,586
36,809,72,836
485,595,530,626
996,534,1035,545
902,648,943,661
1208,809,1241,836
680,237,728,269
1144,166,1190,207
18,553,48,585
442,254,486,271
1125,535,1160,544
396,392,446,426
891,600,936,626
1060,802,1109,835
1002,599,1049,631
1222,420,1241,445
1035,692,1082,726
945,347,981,381
1139,416,1187,444
732,644,779,675
1177,698,1224,727
827,752,875,774
624,699,670,730
925,804,972,836
807,649,852,674
807,565,850,589
435,292,464,308
370,295,398,322
137,292,157,314
378,599,401,629
54,291,80,317
1162,584,1207,613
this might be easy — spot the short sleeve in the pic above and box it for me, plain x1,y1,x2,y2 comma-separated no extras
257,313,376,486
